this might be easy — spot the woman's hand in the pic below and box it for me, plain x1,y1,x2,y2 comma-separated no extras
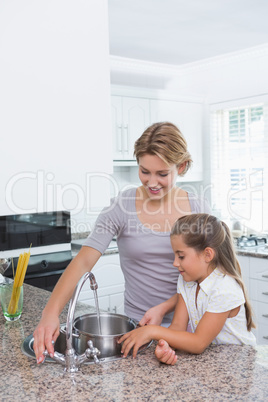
155,339,177,365
139,305,165,326
139,294,178,326
33,313,60,364
118,326,153,358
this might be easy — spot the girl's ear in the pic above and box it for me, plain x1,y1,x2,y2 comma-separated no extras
177,162,187,175
203,247,215,263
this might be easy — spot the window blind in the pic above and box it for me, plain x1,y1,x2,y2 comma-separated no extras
210,103,268,234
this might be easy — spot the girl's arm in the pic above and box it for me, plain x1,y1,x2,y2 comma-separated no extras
153,295,189,365
155,339,178,365
169,294,189,331
119,294,189,357
120,299,231,358
33,246,102,363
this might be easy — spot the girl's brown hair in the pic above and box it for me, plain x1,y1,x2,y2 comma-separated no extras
134,122,192,176
171,213,255,331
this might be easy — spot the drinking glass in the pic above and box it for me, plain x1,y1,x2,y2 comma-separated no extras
0,281,23,322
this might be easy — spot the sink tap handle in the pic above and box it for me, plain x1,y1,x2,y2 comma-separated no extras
85,340,100,364
42,349,49,363
43,349,66,366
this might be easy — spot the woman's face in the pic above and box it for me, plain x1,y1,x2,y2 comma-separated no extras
138,154,180,200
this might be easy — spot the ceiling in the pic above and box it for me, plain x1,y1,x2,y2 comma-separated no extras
108,0,268,66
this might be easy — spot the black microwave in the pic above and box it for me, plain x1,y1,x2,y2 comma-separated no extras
0,211,71,252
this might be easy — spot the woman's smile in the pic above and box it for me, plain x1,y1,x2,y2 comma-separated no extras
148,186,163,195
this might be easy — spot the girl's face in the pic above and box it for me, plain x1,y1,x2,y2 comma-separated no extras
138,154,182,200
171,235,213,283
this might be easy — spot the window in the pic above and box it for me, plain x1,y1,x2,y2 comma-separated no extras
211,103,268,233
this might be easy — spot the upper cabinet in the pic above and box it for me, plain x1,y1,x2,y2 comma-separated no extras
111,96,150,161
111,89,204,181
150,99,203,182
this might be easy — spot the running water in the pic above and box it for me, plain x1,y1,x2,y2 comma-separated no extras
92,288,102,335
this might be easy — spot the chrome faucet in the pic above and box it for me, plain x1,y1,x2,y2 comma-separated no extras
43,272,100,372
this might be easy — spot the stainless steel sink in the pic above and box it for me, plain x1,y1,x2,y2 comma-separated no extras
22,330,121,364
21,331,71,363
21,325,152,364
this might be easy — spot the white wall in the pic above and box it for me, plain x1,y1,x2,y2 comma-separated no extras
110,45,268,108
167,44,268,104
0,0,112,231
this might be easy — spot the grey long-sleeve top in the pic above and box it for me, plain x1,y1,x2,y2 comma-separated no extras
84,188,211,324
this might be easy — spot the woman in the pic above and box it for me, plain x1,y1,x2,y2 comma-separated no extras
33,122,210,363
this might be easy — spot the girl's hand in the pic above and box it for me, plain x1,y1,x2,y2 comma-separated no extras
139,305,165,326
118,326,153,358
155,339,177,365
33,314,60,364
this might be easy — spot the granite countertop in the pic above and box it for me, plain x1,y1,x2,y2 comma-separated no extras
72,233,268,259
236,247,268,259
71,237,119,258
72,232,268,259
1,284,268,401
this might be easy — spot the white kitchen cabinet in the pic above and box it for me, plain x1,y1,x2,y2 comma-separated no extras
78,253,125,315
111,96,150,161
248,257,268,345
237,255,250,293
238,254,268,344
150,99,203,181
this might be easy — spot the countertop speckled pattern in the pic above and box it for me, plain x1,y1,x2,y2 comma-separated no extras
236,248,268,259
71,238,119,258
71,233,268,259
1,284,268,401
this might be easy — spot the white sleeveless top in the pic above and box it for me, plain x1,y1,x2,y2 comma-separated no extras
177,267,256,345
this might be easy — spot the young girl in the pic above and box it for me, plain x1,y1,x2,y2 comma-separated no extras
119,213,256,365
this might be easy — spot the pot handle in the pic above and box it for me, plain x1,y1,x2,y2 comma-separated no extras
60,326,80,338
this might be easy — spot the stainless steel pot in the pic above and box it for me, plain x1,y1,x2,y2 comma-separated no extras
72,312,137,359
21,312,152,363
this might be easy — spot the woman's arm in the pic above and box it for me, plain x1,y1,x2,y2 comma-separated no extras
139,294,179,326
33,246,101,363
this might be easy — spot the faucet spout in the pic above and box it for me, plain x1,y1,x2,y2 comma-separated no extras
64,272,100,372
66,272,94,353
43,272,100,372
89,272,98,291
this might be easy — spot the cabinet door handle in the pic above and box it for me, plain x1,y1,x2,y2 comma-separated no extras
262,292,268,296
262,275,268,278
117,125,123,152
263,336,268,340
262,314,268,318
123,124,129,153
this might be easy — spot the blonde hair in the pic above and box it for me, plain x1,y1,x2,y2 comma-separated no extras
171,213,255,331
134,122,192,176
